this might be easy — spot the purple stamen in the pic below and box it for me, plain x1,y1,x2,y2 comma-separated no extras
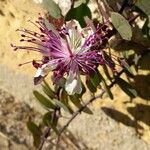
12,16,118,95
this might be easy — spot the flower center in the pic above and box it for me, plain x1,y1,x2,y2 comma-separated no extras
70,54,74,58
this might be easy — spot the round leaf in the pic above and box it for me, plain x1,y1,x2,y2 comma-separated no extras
43,0,61,19
111,12,132,40
65,3,91,27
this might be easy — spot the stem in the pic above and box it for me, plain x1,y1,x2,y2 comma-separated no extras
95,0,109,23
38,127,51,150
57,90,105,141
38,87,62,150
57,66,127,143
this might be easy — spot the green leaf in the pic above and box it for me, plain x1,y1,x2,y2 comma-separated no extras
142,15,150,37
86,71,102,93
70,95,93,114
74,0,86,8
42,112,52,126
53,99,70,113
119,58,134,75
119,58,134,78
103,52,115,69
61,89,74,114
111,12,132,40
86,78,96,93
136,0,150,16
27,121,41,136
43,0,61,19
90,71,101,88
61,89,68,104
77,82,86,98
42,80,56,99
65,3,91,27
103,80,113,99
102,65,112,81
115,77,138,98
43,112,59,134
27,121,42,147
99,74,113,99
33,90,55,110
55,77,66,88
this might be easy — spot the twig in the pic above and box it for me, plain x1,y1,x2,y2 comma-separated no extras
38,87,61,150
38,127,51,150
38,108,59,150
57,66,127,143
95,0,110,23
71,0,75,9
119,0,136,14
57,89,105,143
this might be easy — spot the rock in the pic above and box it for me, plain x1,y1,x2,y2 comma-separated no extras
67,108,150,150
0,133,9,150
0,88,42,149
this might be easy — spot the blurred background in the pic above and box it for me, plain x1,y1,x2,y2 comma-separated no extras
0,0,150,149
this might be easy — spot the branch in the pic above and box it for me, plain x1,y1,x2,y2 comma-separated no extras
95,0,110,23
57,89,105,141
38,127,51,150
38,87,61,150
57,67,127,143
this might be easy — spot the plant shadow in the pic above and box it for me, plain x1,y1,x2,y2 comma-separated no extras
102,104,150,137
133,74,150,100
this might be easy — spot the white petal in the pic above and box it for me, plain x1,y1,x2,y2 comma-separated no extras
66,20,82,51
70,28,82,50
46,59,59,70
34,64,49,78
65,73,82,95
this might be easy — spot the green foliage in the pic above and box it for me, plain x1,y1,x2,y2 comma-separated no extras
102,78,113,100
65,3,91,27
135,0,150,37
69,95,93,114
111,12,132,40
102,65,112,81
42,112,52,126
27,121,42,147
42,112,59,134
26,0,150,148
60,89,74,114
135,0,150,16
86,78,96,93
74,0,87,8
33,90,55,110
42,80,56,99
90,71,101,88
77,82,86,98
86,70,101,93
142,17,150,37
115,77,138,98
43,0,61,19
53,99,71,113
98,73,114,99
119,58,134,75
